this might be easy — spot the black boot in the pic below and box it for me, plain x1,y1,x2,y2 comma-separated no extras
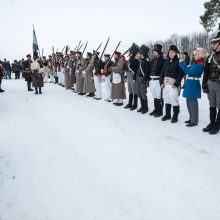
154,99,163,117
87,93,95,97
137,99,143,113
35,87,38,94
209,110,220,135
39,87,42,94
124,94,133,109
141,99,148,114
27,82,33,91
55,77,58,84
203,107,216,132
171,106,180,123
149,99,157,116
162,104,171,121
130,95,138,111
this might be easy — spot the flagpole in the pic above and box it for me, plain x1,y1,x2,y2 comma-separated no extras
32,24,41,58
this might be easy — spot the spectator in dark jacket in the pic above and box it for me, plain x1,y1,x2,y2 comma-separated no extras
0,61,5,92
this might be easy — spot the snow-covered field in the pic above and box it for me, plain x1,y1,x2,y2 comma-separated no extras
0,79,220,220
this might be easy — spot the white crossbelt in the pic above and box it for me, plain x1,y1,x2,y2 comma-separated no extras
187,77,200,80
150,76,160,79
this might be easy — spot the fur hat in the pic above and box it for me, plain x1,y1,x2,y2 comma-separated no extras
129,43,140,55
153,44,163,53
169,45,180,54
139,45,150,58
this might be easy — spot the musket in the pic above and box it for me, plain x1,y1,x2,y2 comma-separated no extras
98,37,110,64
95,42,103,52
61,46,65,54
118,48,129,60
106,41,121,66
67,47,71,53
65,45,69,55
52,46,54,55
42,48,44,57
73,46,77,51
82,41,88,55
78,43,84,51
76,40,82,50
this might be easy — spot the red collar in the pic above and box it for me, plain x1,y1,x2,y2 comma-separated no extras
195,58,205,64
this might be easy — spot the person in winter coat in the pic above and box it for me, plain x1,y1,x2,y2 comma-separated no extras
160,45,184,123
0,62,5,92
109,51,126,106
179,48,207,127
134,45,150,114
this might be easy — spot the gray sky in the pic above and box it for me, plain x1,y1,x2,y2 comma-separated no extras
0,0,206,61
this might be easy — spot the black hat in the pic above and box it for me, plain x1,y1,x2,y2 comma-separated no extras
129,43,140,55
169,45,180,54
87,52,92,58
75,51,82,55
211,23,220,44
93,50,100,56
139,45,150,58
26,54,31,58
70,50,75,55
114,51,121,57
153,44,163,53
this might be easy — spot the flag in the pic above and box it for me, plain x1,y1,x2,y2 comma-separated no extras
33,26,39,54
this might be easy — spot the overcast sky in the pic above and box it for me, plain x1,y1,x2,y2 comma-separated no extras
0,0,206,61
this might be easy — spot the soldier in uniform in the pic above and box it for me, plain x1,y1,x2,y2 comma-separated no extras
160,45,184,123
47,55,54,83
42,56,49,83
124,43,140,110
76,52,92,95
64,54,72,89
71,51,82,93
109,51,126,106
93,51,103,100
202,24,220,135
52,53,58,84
102,54,114,102
82,51,96,97
134,45,150,114
149,44,165,117
24,54,33,91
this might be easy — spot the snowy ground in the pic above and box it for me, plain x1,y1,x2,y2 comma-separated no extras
0,78,220,220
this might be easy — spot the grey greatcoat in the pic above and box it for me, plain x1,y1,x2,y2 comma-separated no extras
76,58,89,93
110,59,126,100
64,61,72,89
83,58,95,94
